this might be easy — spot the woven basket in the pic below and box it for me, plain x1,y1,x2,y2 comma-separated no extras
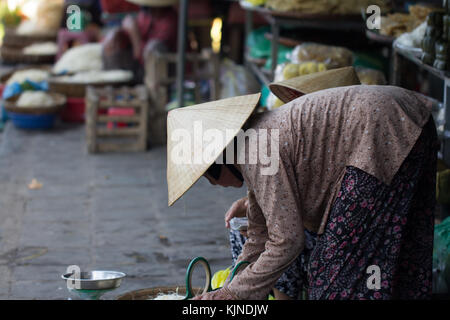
4,92,66,115
49,78,133,98
2,28,57,49
116,286,204,300
0,46,56,65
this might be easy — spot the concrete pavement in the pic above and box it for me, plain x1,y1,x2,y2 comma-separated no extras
0,121,246,299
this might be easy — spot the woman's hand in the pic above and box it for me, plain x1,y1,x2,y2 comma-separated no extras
225,196,248,236
191,288,237,300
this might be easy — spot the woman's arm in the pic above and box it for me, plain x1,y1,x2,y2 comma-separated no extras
193,191,268,300
226,158,305,300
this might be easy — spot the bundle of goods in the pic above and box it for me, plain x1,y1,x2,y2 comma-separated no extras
266,43,354,110
265,0,389,15
50,44,132,96
395,21,427,51
288,43,353,69
16,91,61,108
267,61,327,109
52,43,103,74
1,68,51,102
49,43,134,122
278,62,328,82
380,4,437,38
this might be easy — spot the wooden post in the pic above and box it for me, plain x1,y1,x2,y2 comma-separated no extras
86,86,99,153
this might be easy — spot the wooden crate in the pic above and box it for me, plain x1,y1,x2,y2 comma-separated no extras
85,85,148,153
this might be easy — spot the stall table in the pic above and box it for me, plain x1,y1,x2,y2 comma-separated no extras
240,2,364,84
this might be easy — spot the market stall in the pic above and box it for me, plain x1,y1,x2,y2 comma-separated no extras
0,0,449,302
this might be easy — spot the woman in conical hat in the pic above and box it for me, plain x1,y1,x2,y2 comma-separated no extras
167,67,437,300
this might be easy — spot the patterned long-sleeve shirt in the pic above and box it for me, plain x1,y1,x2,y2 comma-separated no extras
226,85,432,300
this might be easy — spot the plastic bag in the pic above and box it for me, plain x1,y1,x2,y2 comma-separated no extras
211,267,231,290
355,67,387,85
2,80,48,100
230,217,248,231
262,45,293,71
289,42,353,69
433,217,450,293
219,58,260,99
246,26,272,59
245,0,266,6
267,61,327,110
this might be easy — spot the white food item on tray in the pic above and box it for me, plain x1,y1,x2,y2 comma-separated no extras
150,287,184,300
53,43,103,74
16,20,53,35
58,70,133,84
16,91,55,108
152,293,185,300
23,42,58,56
7,69,50,85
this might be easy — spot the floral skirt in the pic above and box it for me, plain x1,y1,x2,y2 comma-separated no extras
229,118,438,300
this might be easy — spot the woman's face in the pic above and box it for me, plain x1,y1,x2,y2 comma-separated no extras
204,165,243,188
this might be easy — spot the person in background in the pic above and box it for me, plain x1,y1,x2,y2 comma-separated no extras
58,0,103,58
102,0,178,83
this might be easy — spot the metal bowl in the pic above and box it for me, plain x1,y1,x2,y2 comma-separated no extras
61,270,126,290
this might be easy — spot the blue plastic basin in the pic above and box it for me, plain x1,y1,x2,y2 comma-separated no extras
7,112,57,129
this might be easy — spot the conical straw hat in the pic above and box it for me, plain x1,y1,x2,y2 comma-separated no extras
167,93,261,206
269,66,361,103
126,0,179,6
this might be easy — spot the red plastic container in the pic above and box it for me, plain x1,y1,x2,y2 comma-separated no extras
100,0,139,14
60,97,85,123
107,107,135,129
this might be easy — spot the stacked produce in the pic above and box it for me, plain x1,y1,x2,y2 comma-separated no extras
380,4,437,38
265,0,389,15
267,43,354,109
289,43,353,69
52,43,104,74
